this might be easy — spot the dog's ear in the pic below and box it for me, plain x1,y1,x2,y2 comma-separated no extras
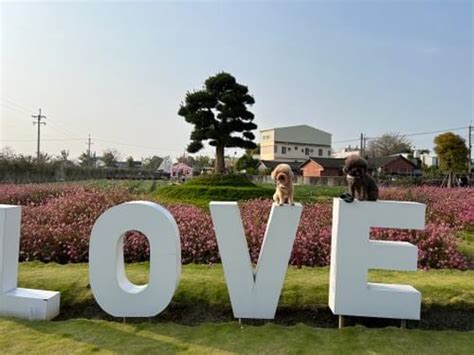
271,167,277,181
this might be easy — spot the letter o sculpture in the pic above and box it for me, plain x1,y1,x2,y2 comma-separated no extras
89,201,181,317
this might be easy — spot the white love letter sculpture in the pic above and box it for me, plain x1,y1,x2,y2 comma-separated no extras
210,202,302,319
0,205,60,320
329,198,426,320
89,201,181,317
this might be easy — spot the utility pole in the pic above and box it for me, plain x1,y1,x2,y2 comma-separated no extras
469,125,472,177
87,134,93,157
86,134,94,166
360,133,365,156
32,108,46,160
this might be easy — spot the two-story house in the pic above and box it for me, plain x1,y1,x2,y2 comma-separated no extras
259,124,332,163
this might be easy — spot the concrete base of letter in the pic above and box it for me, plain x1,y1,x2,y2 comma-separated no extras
0,288,60,320
1,205,61,321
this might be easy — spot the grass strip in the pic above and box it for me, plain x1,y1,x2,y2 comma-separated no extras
0,318,473,354
18,263,474,329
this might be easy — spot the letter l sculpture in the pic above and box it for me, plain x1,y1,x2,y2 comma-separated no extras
0,205,60,320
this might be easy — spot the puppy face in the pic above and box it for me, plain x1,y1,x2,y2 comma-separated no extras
346,166,364,179
276,171,289,187
272,164,293,188
344,155,367,179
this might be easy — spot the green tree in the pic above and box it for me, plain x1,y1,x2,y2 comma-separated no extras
176,154,196,167
78,152,97,167
56,149,75,168
434,132,468,172
59,150,70,162
178,72,257,173
249,143,260,156
1,147,15,159
142,155,163,171
235,152,259,173
193,155,212,170
101,149,120,168
366,133,412,158
126,156,135,169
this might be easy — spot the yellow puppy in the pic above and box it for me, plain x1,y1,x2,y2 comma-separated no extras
271,163,295,206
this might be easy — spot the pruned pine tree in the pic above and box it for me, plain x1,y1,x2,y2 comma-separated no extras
178,72,257,173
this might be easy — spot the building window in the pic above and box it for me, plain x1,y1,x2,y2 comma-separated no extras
301,149,304,152
281,146,286,154
305,148,309,155
288,147,291,151
328,150,331,156
294,146,298,150
319,148,323,156
310,149,314,153
274,145,277,153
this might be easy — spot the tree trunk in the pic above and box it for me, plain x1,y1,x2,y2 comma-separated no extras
215,145,225,174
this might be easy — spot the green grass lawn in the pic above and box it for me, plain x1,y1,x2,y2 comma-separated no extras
6,181,471,353
85,179,170,195
1,318,473,354
4,263,473,353
17,263,474,324
85,177,345,208
153,183,344,208
458,230,474,262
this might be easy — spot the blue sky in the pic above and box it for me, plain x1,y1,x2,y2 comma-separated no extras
1,1,472,160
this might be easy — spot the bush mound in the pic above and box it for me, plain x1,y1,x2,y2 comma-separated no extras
185,174,256,187
155,185,273,206
0,184,471,269
155,174,272,207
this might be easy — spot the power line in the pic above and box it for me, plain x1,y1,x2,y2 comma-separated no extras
334,126,469,145
0,138,84,142
1,97,189,155
1,105,89,151
93,138,187,153
1,97,85,139
1,98,34,114
6,96,469,159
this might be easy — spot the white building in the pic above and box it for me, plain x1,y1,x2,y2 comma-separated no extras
414,151,438,168
332,146,361,159
260,124,332,162
157,156,173,174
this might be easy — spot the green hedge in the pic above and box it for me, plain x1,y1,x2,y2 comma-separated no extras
184,174,256,187
155,185,273,207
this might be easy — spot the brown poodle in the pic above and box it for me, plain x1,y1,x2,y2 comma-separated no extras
271,163,295,206
343,154,378,201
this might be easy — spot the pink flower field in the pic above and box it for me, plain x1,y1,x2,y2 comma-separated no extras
0,183,472,269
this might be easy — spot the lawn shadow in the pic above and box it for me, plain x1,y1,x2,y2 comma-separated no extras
7,317,228,354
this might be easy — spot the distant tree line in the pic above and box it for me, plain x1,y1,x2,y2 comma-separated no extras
0,146,221,183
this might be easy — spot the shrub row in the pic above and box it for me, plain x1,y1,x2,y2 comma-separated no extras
0,184,471,269
155,185,274,206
